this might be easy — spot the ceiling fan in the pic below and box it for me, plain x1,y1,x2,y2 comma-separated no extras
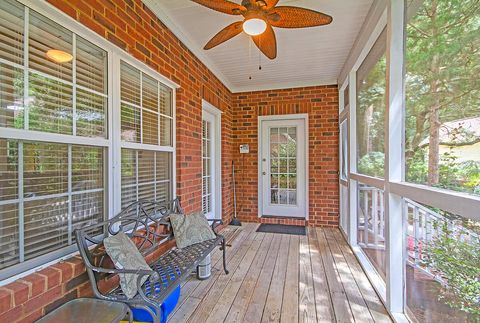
191,0,333,59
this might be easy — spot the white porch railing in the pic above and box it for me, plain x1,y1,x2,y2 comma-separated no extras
357,184,479,277
357,186,385,249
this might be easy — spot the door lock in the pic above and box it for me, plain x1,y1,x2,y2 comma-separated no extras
262,172,266,175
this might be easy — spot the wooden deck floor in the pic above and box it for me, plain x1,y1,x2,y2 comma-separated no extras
168,223,392,323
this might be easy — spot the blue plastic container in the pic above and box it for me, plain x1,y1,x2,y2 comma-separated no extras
131,285,181,323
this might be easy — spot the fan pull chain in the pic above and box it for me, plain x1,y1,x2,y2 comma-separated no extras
258,45,262,71
249,38,252,80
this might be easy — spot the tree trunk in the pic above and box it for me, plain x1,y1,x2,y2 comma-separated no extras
427,0,441,186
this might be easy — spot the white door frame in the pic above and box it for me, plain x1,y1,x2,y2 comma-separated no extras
202,100,222,220
258,114,309,219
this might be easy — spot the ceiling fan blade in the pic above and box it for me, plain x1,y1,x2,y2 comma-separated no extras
269,6,333,28
191,0,246,15
264,0,280,9
252,24,277,59
204,21,243,50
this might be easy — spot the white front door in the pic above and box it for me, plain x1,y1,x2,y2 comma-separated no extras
259,116,307,218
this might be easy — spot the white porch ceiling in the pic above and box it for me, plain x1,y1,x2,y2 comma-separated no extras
143,0,373,93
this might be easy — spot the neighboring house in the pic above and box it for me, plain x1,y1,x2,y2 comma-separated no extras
420,117,480,162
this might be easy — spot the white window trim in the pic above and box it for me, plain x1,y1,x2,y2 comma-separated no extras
202,100,222,220
0,0,179,282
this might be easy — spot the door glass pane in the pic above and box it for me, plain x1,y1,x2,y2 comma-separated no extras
270,126,297,205
340,120,348,180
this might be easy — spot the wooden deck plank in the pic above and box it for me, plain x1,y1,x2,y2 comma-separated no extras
173,225,240,312
190,223,257,299
242,234,282,323
171,223,257,320
331,229,392,323
206,233,272,322
280,235,300,323
261,234,290,323
316,228,355,323
224,233,275,323
166,225,390,323
298,234,317,323
307,228,335,322
323,228,375,323
187,229,262,322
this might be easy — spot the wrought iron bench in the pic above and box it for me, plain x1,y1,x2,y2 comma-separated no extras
75,199,228,323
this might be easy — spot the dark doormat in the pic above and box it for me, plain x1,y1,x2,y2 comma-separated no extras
256,224,306,236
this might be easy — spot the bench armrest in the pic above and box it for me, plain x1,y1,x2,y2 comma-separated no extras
210,219,223,234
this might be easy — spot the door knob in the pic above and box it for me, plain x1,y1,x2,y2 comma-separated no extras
262,172,266,175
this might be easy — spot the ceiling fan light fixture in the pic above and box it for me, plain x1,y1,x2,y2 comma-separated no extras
46,49,73,64
243,18,267,36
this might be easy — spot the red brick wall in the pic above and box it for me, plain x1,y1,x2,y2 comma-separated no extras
232,86,340,227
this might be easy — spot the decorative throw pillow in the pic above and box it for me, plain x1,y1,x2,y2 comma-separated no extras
104,231,152,299
169,212,216,249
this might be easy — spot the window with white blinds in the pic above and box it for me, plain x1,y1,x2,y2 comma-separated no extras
120,61,173,208
0,0,176,280
0,0,107,277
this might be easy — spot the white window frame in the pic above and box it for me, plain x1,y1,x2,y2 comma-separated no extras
201,100,222,220
0,0,179,284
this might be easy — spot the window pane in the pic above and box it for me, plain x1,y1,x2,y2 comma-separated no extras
76,89,106,138
72,146,103,191
160,116,172,146
0,204,19,270
142,109,158,145
138,150,155,184
0,139,18,201
24,196,69,261
76,36,107,94
159,84,172,116
142,73,158,112
121,149,136,187
405,199,479,322
28,72,73,135
29,11,73,81
405,1,480,196
0,64,24,129
0,0,24,65
23,142,68,197
121,103,140,142
356,31,386,178
72,191,103,238
156,152,170,181
121,61,140,106
121,149,172,207
357,184,386,280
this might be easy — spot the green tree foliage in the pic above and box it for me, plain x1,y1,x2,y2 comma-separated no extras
422,222,480,317
405,0,480,189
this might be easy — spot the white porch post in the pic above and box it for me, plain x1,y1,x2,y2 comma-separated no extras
385,0,406,315
348,70,358,246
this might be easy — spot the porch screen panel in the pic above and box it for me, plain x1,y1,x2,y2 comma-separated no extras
356,29,386,179
0,0,107,277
